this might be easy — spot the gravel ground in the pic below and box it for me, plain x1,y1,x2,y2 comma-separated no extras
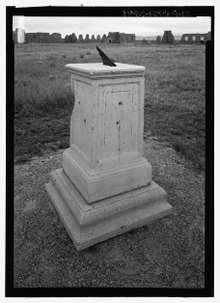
13,137,205,288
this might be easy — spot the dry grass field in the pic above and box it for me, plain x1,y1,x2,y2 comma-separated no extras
14,42,205,170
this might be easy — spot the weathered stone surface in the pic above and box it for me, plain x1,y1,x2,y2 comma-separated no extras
46,62,173,250
63,148,152,203
63,63,149,202
65,62,145,75
46,169,172,251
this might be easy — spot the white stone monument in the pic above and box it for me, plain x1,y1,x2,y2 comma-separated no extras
45,62,173,251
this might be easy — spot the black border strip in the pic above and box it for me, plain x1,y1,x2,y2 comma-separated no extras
10,6,213,17
6,5,15,298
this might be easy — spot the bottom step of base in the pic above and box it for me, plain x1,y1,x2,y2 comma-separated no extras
45,168,173,251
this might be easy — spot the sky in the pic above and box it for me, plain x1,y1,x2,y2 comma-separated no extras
13,16,211,38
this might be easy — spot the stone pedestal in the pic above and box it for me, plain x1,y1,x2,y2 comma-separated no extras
45,62,173,251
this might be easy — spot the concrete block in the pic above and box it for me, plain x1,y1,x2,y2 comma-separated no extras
45,169,172,251
63,148,152,203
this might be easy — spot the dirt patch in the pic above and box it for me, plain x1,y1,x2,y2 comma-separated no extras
13,138,205,288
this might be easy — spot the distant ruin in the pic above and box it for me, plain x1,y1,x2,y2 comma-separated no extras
25,32,62,43
156,35,161,43
78,34,83,43
91,35,96,43
96,35,101,42
107,32,135,43
181,32,211,44
64,33,77,43
13,29,136,44
102,34,107,43
14,28,211,45
85,34,90,43
162,31,175,43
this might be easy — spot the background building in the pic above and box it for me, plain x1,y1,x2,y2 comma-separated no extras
162,31,175,43
25,32,62,43
107,32,135,43
181,32,211,43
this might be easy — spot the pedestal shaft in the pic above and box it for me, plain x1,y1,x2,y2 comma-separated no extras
63,63,152,202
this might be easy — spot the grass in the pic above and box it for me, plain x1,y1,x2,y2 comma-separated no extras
14,42,206,169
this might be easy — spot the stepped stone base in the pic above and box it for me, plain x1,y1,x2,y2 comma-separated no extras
45,168,173,251
63,148,152,203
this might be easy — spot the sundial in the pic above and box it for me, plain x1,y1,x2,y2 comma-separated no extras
46,55,173,251
96,45,117,67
